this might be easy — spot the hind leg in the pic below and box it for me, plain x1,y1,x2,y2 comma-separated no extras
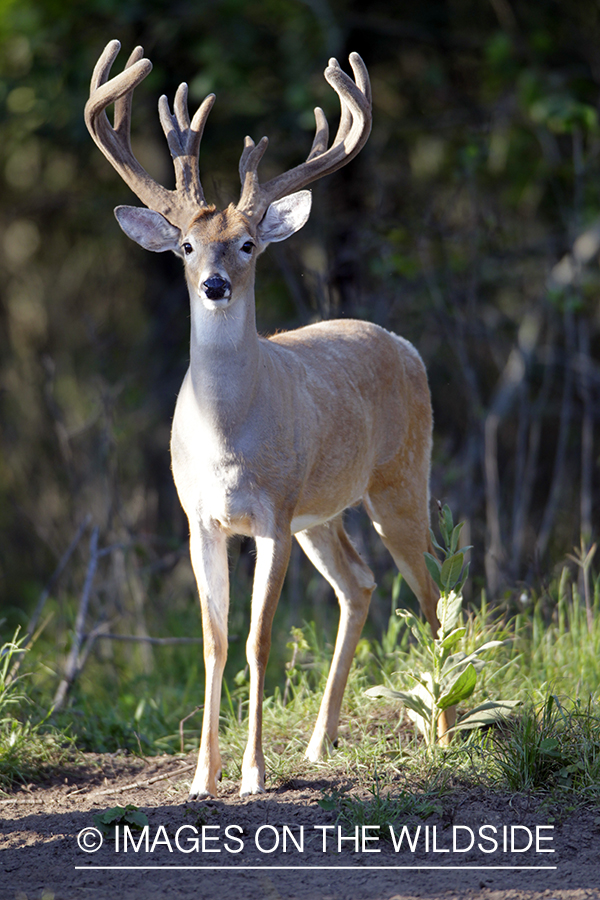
363,486,455,743
295,516,376,761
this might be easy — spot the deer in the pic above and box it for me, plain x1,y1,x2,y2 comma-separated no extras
85,40,453,800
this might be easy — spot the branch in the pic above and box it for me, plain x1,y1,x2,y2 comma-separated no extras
535,313,575,562
52,527,99,711
82,633,206,645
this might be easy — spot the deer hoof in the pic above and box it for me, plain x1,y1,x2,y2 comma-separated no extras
239,766,265,797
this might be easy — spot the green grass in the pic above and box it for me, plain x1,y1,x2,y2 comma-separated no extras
490,694,600,799
0,717,73,790
208,567,600,807
318,774,443,838
509,569,600,697
2,564,600,809
0,629,73,790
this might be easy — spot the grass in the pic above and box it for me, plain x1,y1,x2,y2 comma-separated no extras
318,774,443,838
2,562,600,811
0,717,73,790
509,568,600,697
0,629,74,790
209,565,600,809
490,694,600,799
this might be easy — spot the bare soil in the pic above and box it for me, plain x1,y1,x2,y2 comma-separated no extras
1,753,599,900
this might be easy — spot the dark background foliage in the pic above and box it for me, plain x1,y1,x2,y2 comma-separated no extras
1,0,599,704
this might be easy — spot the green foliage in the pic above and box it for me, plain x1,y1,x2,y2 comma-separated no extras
0,629,27,718
58,675,201,755
507,566,600,699
366,507,517,747
0,628,73,789
318,774,441,838
424,505,471,595
0,716,73,790
492,695,600,799
366,592,516,748
211,607,600,806
93,804,149,840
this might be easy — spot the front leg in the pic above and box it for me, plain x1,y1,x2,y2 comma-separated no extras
241,530,292,796
188,524,229,800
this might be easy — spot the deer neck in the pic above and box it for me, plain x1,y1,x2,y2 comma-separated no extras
187,283,262,424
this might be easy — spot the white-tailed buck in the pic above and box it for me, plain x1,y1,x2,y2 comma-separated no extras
86,40,450,799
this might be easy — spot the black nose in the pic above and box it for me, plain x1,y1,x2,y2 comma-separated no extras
203,275,231,300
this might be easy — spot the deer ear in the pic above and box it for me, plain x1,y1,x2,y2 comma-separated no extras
114,206,182,253
257,190,312,245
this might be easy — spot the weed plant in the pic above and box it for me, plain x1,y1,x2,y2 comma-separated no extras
366,506,518,746
318,773,442,837
0,629,72,789
508,567,600,698
491,694,600,800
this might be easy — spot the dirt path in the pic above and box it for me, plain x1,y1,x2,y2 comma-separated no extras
1,753,599,900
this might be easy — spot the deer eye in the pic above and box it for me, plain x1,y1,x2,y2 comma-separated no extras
182,242,193,255
241,240,254,254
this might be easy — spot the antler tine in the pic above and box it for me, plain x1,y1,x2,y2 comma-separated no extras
319,54,372,157
349,52,372,106
239,136,269,185
307,107,329,162
85,41,208,230
112,45,145,137
237,53,371,220
86,42,153,130
158,86,215,205
326,59,353,153
89,39,122,94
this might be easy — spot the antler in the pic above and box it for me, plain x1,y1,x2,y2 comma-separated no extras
86,42,371,228
237,53,372,220
85,40,214,230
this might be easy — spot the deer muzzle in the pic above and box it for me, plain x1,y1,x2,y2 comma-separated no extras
202,274,231,302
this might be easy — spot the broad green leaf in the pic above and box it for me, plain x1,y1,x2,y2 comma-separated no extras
126,810,149,829
424,552,442,588
450,700,520,732
441,552,464,590
438,662,477,709
441,651,467,676
429,528,445,555
442,504,454,540
439,626,466,651
396,608,430,643
472,639,505,654
450,521,464,554
103,807,127,823
539,737,562,757
365,685,398,700
398,691,431,720
365,685,430,720
457,560,470,591
437,590,463,633
441,640,505,677
404,671,433,691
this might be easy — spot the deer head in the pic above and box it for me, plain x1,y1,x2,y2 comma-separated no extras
85,41,371,310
